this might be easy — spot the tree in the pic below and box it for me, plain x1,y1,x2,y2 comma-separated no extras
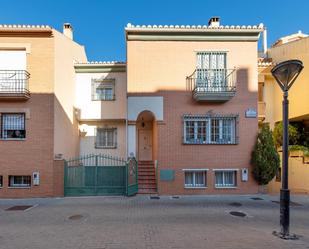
273,121,299,148
251,124,280,185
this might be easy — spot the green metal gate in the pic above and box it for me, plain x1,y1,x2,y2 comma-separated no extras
64,154,138,197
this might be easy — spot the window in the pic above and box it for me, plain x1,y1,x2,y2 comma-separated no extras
196,52,227,89
1,113,25,139
95,128,117,148
0,175,2,187
215,170,237,188
9,175,31,188
92,79,115,101
184,170,207,188
184,115,237,144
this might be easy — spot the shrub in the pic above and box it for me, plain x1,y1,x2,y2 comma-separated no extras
273,122,299,148
251,124,280,185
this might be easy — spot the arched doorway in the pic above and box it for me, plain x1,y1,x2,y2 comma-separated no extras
136,111,156,161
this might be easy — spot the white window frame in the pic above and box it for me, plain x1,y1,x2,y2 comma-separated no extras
8,175,31,188
92,79,115,101
0,113,26,140
183,115,236,144
183,169,208,188
213,170,237,188
95,127,117,149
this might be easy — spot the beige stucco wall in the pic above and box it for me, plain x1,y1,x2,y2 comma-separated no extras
266,37,309,124
53,30,87,159
127,41,258,93
0,37,54,92
75,71,127,120
268,153,309,194
79,121,126,158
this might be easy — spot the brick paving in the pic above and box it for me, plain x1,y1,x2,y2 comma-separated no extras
0,195,308,249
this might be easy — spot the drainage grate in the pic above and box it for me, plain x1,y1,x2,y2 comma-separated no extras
229,211,246,217
150,196,160,200
172,196,180,199
68,214,83,220
229,202,242,207
251,197,264,201
5,205,33,211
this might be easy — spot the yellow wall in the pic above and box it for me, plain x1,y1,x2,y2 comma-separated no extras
268,152,309,194
266,37,309,124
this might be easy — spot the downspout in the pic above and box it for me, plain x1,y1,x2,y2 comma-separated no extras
125,28,128,160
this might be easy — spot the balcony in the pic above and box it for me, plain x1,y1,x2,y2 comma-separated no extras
187,69,236,102
258,101,266,122
0,70,30,100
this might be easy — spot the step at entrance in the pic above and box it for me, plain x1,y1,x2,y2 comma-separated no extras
138,160,157,194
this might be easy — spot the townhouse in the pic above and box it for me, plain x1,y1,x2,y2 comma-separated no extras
0,17,265,197
0,24,87,197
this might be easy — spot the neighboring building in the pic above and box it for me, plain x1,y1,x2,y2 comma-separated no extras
0,17,264,197
259,31,309,193
0,24,87,198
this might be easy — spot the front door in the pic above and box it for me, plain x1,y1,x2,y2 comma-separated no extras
138,129,152,161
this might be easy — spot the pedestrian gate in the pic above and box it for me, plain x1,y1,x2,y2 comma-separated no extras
64,154,138,197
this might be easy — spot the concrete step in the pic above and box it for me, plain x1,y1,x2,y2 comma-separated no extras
138,189,157,194
138,171,155,177
138,165,155,169
138,179,156,184
139,183,156,189
138,161,154,165
138,175,156,180
138,169,155,173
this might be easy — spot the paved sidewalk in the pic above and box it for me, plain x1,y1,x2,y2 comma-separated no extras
0,194,308,249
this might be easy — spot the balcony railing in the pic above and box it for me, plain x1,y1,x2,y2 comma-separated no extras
187,68,236,102
0,70,30,100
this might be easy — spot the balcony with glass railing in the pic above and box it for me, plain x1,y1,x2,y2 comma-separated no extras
0,70,30,100
186,68,236,102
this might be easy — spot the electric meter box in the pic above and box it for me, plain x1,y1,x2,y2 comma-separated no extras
241,168,248,182
33,172,40,186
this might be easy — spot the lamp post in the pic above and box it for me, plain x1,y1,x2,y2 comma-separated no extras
271,59,303,239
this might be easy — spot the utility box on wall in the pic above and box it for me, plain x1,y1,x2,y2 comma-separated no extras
241,168,248,182
33,172,40,186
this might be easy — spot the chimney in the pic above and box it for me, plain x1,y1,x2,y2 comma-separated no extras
63,23,73,40
208,17,220,27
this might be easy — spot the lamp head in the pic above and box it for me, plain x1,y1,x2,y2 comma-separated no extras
271,59,304,91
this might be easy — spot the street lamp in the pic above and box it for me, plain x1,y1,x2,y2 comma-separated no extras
271,59,304,239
